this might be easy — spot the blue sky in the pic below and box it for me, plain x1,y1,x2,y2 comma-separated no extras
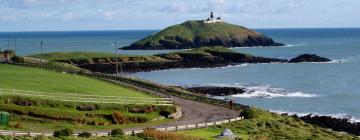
0,0,359,31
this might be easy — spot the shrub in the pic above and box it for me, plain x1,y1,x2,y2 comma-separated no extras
78,131,92,138
77,104,96,111
110,128,124,136
11,56,25,63
112,111,127,124
142,128,199,140
240,107,256,119
159,110,171,118
53,128,73,137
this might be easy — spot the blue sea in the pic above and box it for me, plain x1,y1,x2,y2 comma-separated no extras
1,28,360,121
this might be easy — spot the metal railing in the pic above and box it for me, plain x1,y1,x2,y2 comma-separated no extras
0,88,173,106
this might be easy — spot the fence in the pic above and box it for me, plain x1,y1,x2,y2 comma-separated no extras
0,88,173,106
124,116,244,135
0,117,244,137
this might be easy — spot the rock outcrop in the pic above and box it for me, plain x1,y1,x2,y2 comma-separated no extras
289,54,331,63
186,86,245,96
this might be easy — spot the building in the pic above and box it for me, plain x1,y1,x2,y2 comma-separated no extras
0,50,15,62
204,12,223,24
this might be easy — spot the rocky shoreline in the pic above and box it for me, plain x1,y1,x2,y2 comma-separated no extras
289,114,360,136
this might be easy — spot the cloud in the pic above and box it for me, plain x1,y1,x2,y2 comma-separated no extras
0,0,359,31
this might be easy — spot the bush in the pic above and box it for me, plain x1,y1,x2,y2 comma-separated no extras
240,107,256,119
112,111,127,124
78,131,92,138
53,128,73,137
111,128,124,136
159,110,171,118
11,56,24,63
77,104,96,111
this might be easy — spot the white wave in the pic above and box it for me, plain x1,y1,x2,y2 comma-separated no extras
193,83,319,98
270,110,360,123
218,63,249,69
230,84,318,98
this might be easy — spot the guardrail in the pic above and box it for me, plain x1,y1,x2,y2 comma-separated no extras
0,117,244,137
0,88,173,106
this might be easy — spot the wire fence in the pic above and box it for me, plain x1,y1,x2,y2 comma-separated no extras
0,88,173,106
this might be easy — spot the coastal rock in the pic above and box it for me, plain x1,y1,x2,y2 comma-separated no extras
122,20,283,50
291,114,360,136
186,86,245,96
217,129,236,139
289,54,331,63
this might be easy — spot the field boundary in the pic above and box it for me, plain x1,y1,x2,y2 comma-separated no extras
0,88,173,106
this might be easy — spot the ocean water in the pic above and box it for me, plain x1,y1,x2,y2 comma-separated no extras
131,28,360,121
1,28,360,121
0,30,174,56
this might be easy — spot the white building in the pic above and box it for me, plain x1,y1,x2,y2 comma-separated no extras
204,12,223,24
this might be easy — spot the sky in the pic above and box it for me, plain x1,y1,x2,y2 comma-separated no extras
0,0,359,31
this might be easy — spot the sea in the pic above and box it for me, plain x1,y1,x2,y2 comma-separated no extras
1,28,360,121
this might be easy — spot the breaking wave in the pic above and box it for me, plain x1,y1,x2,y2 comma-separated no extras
231,84,318,98
193,83,319,98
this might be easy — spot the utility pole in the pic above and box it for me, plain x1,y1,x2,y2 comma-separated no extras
115,41,119,77
6,40,10,63
13,37,17,54
40,40,44,65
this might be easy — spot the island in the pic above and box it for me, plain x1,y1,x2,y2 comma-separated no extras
122,12,283,50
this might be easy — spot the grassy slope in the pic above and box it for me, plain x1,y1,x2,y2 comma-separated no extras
29,51,117,61
133,20,262,46
179,108,359,140
29,51,166,62
0,64,149,97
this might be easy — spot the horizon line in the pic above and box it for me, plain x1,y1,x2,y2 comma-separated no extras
1,27,360,33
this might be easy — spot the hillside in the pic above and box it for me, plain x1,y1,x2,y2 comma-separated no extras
0,64,149,97
122,20,283,50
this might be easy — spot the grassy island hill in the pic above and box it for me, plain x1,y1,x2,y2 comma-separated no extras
122,20,283,50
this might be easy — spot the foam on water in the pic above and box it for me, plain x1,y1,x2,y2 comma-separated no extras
231,84,318,98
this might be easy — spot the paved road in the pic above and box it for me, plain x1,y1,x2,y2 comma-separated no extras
123,95,240,132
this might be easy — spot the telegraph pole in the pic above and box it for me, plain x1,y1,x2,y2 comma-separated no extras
13,37,17,54
115,41,119,77
40,40,44,65
6,40,10,63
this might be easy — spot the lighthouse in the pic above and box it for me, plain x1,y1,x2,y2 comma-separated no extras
204,12,223,24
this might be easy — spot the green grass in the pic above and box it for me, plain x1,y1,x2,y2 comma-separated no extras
29,51,118,61
131,20,260,47
180,108,360,140
0,95,175,132
0,64,149,97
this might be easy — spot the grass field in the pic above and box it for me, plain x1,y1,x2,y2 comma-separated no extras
29,51,118,61
179,108,360,140
0,64,149,97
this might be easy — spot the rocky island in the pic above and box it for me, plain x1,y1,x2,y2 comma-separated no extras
122,12,283,50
